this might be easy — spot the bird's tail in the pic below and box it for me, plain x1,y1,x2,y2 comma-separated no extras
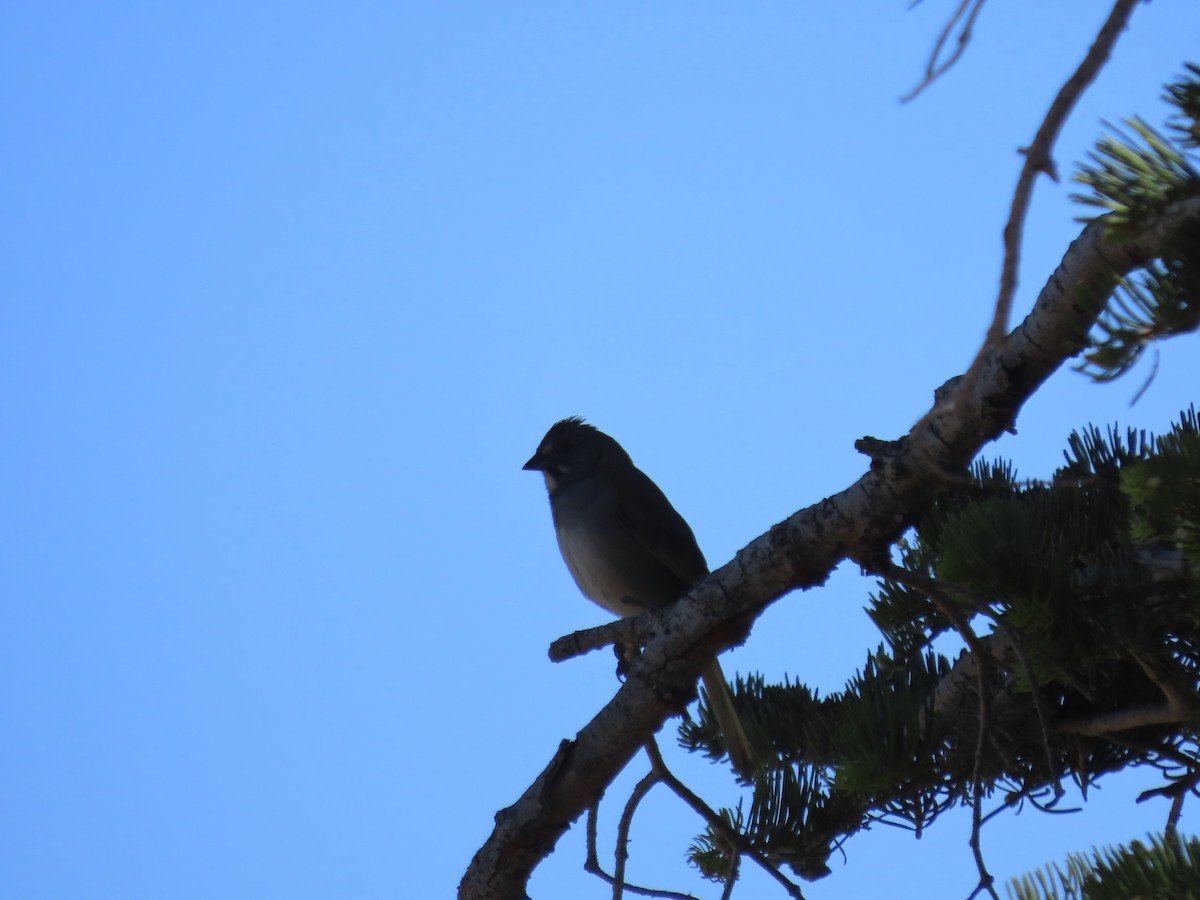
700,658,756,778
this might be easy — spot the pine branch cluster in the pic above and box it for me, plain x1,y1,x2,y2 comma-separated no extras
681,408,1200,882
1008,831,1200,900
668,67,1200,885
1073,63,1200,382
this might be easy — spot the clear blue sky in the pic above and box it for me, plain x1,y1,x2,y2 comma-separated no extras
3,2,1198,898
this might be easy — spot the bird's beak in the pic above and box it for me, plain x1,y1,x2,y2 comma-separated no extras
522,452,545,472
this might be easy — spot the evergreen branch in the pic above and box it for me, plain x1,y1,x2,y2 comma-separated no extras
1166,62,1200,149
1058,422,1157,477
642,739,807,899
1073,118,1199,230
1073,226,1200,385
996,622,1063,799
461,194,1200,900
1007,832,1200,900
960,584,1067,801
795,408,1199,894
1069,68,1200,386
872,565,1049,790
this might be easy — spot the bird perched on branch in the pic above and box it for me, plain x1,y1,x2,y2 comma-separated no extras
523,417,755,776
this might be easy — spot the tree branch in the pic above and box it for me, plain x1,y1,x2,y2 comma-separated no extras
615,770,667,899
550,616,650,663
901,0,988,103
983,0,1142,350
1058,702,1182,737
584,789,703,900
644,739,806,900
458,195,1200,900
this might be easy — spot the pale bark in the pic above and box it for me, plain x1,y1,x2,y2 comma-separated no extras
459,195,1200,900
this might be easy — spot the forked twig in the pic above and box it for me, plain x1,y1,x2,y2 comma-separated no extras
902,0,989,103
584,787,700,900
644,738,807,900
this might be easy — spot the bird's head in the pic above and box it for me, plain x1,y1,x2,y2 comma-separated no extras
522,417,630,493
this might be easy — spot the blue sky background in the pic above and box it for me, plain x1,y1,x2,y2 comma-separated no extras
3,2,1199,898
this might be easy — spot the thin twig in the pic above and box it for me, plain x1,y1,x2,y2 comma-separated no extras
874,565,1016,787
887,568,999,899
902,0,988,102
583,775,700,900
978,785,1080,828
1130,343,1161,405
937,0,1147,428
719,853,740,900
960,594,1065,800
1137,768,1200,804
882,560,1072,800
644,739,807,900
1023,790,1082,817
966,641,999,900
587,802,601,871
1131,650,1200,719
1137,764,1200,839
965,762,1001,900
979,0,1143,356
1146,741,1200,773
1166,790,1186,838
964,726,1002,900
614,771,660,899
1002,636,1061,794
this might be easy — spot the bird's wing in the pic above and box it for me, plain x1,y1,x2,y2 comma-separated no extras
614,466,709,590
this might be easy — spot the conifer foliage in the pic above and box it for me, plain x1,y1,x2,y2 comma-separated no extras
674,64,1200,891
682,408,1200,883
1008,832,1200,900
1072,64,1200,384
461,26,1200,900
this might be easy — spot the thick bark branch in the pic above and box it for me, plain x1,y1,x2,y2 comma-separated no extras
458,197,1200,900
